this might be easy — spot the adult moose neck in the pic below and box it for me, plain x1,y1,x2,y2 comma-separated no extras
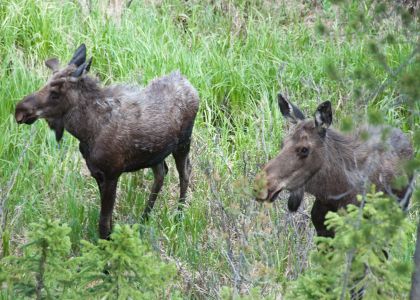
62,76,111,145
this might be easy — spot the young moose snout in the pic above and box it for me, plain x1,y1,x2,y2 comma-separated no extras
254,167,285,203
254,93,413,237
15,44,200,239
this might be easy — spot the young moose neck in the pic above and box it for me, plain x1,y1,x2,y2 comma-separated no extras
305,129,361,203
62,78,110,144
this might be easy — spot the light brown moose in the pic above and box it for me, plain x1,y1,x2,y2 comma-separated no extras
255,94,413,237
15,44,200,239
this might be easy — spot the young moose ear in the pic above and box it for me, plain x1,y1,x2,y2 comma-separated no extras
314,101,332,133
45,58,60,72
278,93,305,124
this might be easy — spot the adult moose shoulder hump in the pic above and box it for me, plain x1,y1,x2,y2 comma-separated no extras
254,93,413,237
15,44,200,239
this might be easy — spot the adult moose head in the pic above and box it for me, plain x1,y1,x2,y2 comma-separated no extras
254,94,413,237
15,44,92,142
15,44,200,239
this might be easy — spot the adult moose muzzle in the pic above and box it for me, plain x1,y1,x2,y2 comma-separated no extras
15,44,200,239
254,94,413,237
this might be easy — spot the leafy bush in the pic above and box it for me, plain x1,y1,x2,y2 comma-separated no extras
286,190,413,299
0,0,418,298
75,224,179,299
221,286,277,300
0,219,72,299
0,220,179,299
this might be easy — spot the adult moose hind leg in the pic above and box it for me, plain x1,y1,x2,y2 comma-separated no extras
141,161,167,221
98,177,119,239
173,144,192,212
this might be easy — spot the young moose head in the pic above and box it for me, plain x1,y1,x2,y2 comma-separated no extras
15,44,92,141
254,94,332,204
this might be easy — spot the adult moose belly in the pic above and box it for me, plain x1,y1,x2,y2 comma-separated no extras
123,147,175,172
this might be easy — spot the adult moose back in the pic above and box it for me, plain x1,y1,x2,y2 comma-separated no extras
254,94,413,237
15,44,200,239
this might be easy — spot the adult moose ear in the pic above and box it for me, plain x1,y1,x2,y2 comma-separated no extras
314,101,332,135
278,93,305,124
71,57,92,78
68,44,86,67
45,58,60,72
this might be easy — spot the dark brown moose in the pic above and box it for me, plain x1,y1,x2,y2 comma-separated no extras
15,44,200,239
255,94,413,237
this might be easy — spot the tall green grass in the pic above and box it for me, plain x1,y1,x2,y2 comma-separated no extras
0,0,418,297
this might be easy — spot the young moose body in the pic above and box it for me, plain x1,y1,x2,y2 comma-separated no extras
255,94,413,237
15,45,200,239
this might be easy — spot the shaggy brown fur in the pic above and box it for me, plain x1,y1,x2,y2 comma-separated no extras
15,44,200,239
255,94,413,237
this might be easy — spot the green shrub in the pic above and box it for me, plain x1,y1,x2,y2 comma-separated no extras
286,190,413,299
0,220,179,299
75,224,179,299
0,219,72,299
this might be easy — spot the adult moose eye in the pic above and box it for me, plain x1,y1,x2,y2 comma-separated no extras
297,147,309,158
50,91,60,101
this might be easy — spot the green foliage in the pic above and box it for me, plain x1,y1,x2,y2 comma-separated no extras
0,221,179,299
221,286,277,300
340,116,353,132
0,0,418,298
286,191,414,299
318,0,420,130
75,224,179,299
367,109,384,125
0,219,72,299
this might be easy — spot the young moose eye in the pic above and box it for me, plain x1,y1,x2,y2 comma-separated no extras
297,147,309,158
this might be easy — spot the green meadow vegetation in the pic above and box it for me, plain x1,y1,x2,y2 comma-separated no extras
0,0,419,298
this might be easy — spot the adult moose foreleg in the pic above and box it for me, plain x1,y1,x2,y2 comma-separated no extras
141,162,167,221
98,177,119,239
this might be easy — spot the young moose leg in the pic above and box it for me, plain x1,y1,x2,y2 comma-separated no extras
141,162,167,221
173,147,192,211
393,175,414,211
98,177,119,239
311,199,336,237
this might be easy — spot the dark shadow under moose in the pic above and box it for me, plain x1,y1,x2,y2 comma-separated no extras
15,44,200,239
254,94,413,237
